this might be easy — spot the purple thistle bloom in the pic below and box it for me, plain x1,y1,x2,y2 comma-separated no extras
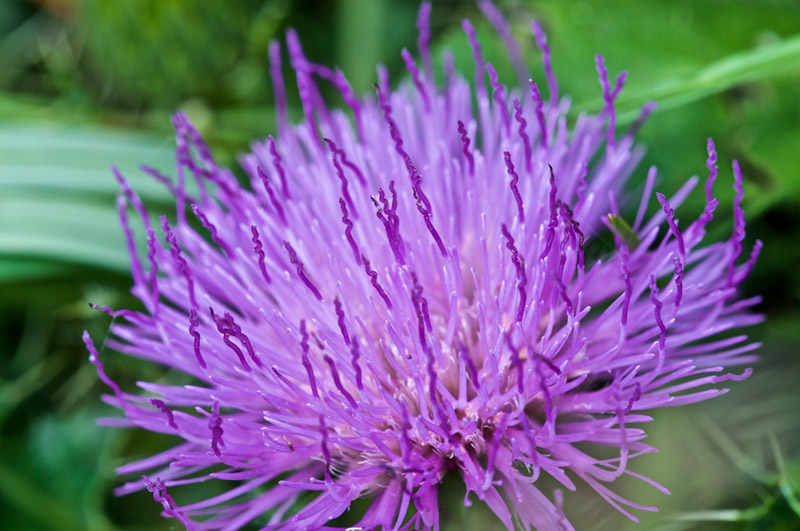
85,3,763,530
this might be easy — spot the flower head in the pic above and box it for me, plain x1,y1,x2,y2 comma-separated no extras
86,3,762,529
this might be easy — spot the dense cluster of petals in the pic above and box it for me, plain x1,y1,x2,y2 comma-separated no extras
86,2,762,530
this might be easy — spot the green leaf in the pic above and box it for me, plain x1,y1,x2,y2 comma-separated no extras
575,33,800,122
0,196,130,272
0,123,177,279
607,214,641,250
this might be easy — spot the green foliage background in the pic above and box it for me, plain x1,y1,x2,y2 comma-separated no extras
1,0,799,529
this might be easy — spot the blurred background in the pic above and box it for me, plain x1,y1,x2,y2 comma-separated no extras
1,0,799,529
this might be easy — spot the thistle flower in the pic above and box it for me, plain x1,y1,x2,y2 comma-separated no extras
85,3,763,530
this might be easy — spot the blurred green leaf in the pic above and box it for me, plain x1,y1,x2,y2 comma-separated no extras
0,123,174,182
0,196,128,270
575,33,800,120
607,214,641,250
0,122,176,279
